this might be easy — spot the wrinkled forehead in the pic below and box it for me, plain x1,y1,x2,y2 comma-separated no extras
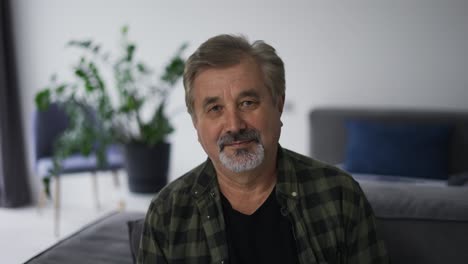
192,59,266,102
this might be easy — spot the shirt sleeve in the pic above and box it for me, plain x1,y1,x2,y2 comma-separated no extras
137,203,169,264
346,191,390,264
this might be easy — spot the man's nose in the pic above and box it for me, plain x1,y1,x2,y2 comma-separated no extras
224,109,246,133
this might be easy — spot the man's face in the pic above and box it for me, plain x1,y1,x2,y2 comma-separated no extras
191,57,284,174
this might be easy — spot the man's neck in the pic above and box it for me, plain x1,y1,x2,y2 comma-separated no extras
216,160,277,215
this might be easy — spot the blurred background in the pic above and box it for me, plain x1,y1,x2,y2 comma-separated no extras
10,0,468,200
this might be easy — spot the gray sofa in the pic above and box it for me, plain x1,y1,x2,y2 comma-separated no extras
25,211,144,264
309,107,468,264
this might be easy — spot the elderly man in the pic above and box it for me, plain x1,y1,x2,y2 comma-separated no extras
138,35,388,263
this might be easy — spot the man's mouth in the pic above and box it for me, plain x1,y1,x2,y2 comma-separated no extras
224,139,255,147
217,129,261,152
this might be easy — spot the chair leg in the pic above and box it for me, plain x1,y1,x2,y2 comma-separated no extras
112,170,120,188
112,170,126,211
91,172,100,210
54,175,60,238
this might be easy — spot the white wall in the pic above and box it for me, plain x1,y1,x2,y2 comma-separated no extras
11,0,468,199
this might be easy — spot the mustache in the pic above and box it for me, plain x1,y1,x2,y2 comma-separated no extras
217,129,261,151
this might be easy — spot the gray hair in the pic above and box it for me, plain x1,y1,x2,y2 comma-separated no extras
183,34,285,116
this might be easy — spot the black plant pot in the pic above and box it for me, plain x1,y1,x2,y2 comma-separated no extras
124,142,170,193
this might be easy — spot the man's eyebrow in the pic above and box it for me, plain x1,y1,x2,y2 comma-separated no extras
238,89,260,99
201,89,260,109
202,96,220,109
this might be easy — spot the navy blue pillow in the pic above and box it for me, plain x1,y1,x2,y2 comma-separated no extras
344,121,453,179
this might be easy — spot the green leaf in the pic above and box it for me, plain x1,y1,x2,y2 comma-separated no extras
161,57,184,85
178,42,188,53
88,61,105,90
137,63,147,73
126,44,135,62
75,66,96,92
55,84,67,95
67,40,92,48
126,95,142,111
121,25,129,35
35,89,51,110
42,177,51,198
143,102,174,145
75,68,87,79
161,44,187,85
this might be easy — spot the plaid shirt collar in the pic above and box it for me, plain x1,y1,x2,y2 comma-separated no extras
190,144,301,202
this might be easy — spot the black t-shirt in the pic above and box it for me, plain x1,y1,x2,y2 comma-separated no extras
221,188,299,264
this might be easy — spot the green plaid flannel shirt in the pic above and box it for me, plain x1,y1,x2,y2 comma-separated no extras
138,146,389,263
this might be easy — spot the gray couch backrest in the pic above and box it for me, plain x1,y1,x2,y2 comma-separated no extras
309,108,468,174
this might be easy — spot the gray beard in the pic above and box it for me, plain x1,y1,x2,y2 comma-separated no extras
219,143,265,173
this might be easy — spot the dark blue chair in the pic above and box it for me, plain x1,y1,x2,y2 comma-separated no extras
33,103,125,236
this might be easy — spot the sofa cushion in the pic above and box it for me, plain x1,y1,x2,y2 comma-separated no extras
377,217,468,264
344,121,453,179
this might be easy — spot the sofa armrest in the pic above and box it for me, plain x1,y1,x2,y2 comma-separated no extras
25,211,145,264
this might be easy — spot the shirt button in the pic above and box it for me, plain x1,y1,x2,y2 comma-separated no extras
206,215,210,219
220,261,225,264
291,191,297,197
280,207,288,216
210,191,215,198
194,191,198,195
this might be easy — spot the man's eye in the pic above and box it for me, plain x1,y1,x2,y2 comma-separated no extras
240,100,257,108
208,105,222,112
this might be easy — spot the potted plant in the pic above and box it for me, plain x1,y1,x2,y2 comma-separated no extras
35,26,187,195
